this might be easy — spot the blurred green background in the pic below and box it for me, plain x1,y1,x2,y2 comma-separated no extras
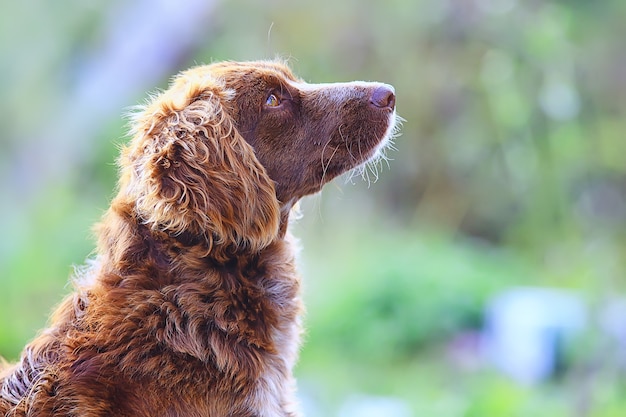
1,0,626,415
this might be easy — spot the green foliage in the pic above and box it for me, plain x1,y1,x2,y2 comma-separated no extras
300,223,525,362
294,212,624,415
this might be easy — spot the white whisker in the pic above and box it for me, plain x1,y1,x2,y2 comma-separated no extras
320,141,340,189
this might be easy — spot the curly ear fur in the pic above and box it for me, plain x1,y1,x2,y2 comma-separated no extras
119,71,280,253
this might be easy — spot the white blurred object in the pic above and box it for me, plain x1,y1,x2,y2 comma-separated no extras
338,395,412,417
539,76,581,121
483,287,586,384
601,298,626,347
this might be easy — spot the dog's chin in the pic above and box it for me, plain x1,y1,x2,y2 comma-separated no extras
373,112,399,156
344,111,402,185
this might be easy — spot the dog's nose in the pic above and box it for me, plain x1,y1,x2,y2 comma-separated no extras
369,85,396,110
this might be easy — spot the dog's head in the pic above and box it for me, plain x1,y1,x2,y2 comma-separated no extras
120,60,397,252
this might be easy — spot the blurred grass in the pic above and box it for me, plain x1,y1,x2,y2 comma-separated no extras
294,194,626,415
0,183,102,358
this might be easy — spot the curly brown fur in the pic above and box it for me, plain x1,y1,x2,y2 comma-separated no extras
0,60,397,416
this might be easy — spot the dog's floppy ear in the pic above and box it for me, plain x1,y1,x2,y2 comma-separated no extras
120,73,280,253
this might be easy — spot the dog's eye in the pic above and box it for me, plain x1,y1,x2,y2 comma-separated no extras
265,94,281,107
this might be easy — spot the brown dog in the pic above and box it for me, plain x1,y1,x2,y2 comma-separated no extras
0,60,397,416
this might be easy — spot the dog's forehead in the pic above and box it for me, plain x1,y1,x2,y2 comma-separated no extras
207,61,300,85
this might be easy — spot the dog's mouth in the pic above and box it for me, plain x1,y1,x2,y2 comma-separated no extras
343,106,402,186
320,83,399,183
366,103,400,160
360,84,397,159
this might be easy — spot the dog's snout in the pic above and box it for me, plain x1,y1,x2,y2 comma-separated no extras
369,85,396,110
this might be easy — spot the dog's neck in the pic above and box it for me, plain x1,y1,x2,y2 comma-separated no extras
96,198,294,283
277,198,300,240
